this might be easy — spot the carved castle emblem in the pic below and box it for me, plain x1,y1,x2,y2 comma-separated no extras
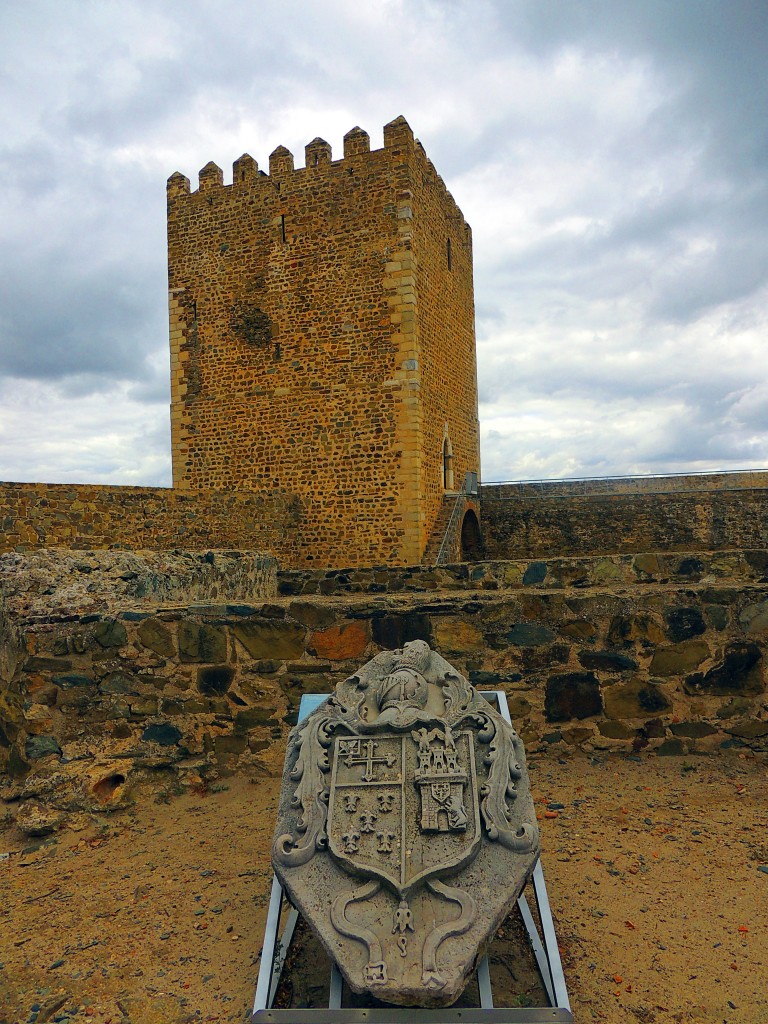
327,726,479,895
271,641,540,1008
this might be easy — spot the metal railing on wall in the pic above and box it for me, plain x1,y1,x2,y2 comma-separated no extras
480,467,768,499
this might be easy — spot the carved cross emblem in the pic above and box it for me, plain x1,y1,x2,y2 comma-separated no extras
340,738,396,782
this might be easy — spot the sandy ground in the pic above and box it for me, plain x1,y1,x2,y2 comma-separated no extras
1,751,766,1024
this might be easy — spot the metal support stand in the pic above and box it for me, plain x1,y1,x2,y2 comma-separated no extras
252,692,573,1023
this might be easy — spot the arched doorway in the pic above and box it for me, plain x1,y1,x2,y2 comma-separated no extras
460,508,482,561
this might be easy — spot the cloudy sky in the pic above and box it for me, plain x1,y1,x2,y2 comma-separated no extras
1,0,767,486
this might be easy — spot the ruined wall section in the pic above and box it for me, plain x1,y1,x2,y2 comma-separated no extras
3,549,767,797
481,478,768,559
409,138,480,553
0,483,302,559
168,121,430,566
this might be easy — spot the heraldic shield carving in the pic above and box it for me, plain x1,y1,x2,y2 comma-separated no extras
271,641,540,1007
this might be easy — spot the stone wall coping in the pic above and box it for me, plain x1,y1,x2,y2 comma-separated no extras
481,469,768,498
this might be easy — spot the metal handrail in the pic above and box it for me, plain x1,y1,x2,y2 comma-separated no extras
482,467,768,487
434,484,468,566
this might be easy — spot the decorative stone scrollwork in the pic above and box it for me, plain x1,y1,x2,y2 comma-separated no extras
271,641,539,1007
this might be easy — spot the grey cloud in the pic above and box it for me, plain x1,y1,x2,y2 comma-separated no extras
1,0,767,484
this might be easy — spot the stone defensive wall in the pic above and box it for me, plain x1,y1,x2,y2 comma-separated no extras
2,548,766,826
480,471,768,559
0,482,302,559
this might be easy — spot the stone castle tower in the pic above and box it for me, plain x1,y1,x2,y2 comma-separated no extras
167,116,480,567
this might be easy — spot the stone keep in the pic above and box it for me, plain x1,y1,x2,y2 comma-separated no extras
167,117,480,568
271,641,539,1007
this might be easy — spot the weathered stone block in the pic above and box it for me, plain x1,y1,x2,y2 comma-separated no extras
607,613,665,647
633,553,661,577
179,621,227,663
137,617,175,657
716,695,753,719
213,734,247,757
52,672,96,689
25,656,72,672
544,672,602,721
371,613,432,649
598,721,637,739
197,665,235,696
560,620,597,640
578,650,637,672
657,738,686,755
706,604,729,630
650,640,710,675
725,719,768,739
603,680,671,719
669,721,716,738
234,706,280,732
522,561,547,584
100,672,140,695
279,674,333,704
24,735,62,761
684,642,763,695
233,620,306,659
665,607,706,642
141,723,182,746
94,620,128,648
288,601,337,630
506,623,555,647
431,618,484,656
738,600,768,634
309,621,370,660
675,557,704,579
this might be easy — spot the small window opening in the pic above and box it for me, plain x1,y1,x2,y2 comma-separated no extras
280,214,286,242
446,237,452,270
313,153,319,166
443,437,454,491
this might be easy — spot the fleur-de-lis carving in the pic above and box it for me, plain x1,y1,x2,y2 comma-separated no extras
359,812,377,833
341,831,360,853
342,794,360,813
377,793,395,812
377,831,396,854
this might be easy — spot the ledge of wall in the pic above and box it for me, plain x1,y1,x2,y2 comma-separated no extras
2,550,767,830
0,483,302,561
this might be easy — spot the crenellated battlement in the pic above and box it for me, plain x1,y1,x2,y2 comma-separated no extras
165,116,468,232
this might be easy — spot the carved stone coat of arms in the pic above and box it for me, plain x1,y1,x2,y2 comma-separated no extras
271,641,540,1007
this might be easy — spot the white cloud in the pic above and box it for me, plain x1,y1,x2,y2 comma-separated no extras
0,0,767,485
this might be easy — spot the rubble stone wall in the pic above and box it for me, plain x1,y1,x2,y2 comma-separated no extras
3,549,766,823
0,482,302,559
481,476,768,559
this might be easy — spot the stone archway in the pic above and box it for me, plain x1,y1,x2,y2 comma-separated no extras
460,508,482,562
